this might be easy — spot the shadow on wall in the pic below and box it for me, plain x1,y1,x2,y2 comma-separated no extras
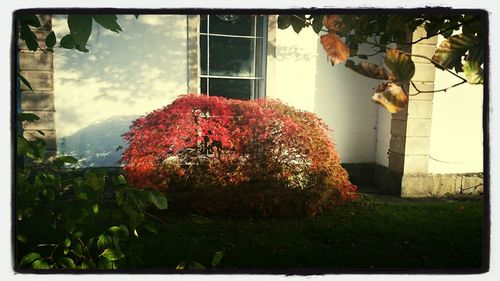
53,15,188,166
58,115,137,167
313,42,381,163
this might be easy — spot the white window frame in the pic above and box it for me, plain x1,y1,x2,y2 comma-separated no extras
199,15,268,100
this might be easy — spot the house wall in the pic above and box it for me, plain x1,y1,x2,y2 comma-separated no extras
52,15,188,166
375,106,391,167
271,27,384,164
427,36,483,174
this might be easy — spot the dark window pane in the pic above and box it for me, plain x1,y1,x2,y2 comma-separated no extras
200,15,207,33
209,15,254,36
254,38,264,77
200,77,207,94
256,16,264,35
200,35,207,75
209,36,255,77
209,78,252,100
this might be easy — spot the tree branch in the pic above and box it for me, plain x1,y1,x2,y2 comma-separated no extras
410,80,467,95
397,16,480,46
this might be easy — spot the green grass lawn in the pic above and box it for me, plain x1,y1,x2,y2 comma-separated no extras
16,193,485,272
135,194,485,271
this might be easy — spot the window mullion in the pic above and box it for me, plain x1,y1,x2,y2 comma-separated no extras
207,15,210,96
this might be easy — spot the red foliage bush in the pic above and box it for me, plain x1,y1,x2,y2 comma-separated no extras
122,94,356,217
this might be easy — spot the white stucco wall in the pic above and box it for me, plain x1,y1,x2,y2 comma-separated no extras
375,106,391,167
271,27,384,163
53,15,188,166
428,37,484,174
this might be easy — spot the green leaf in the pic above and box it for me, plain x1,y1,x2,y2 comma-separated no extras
70,242,84,257
97,234,113,251
100,248,125,261
45,31,56,48
64,238,71,247
432,34,478,69
42,188,55,200
176,260,186,270
58,257,76,269
20,252,41,266
17,136,31,156
312,15,324,34
142,220,158,235
385,48,415,82
18,112,40,122
17,234,27,243
19,73,34,91
93,15,122,33
84,171,105,191
32,259,50,269
53,155,78,168
67,15,93,52
116,175,127,185
108,225,129,239
290,15,306,34
98,256,113,269
148,190,168,210
211,251,224,267
60,34,76,49
190,214,212,224
128,213,145,230
19,15,41,27
20,22,39,51
92,203,99,215
463,60,484,84
345,60,394,80
277,15,291,29
468,44,484,64
72,231,84,240
79,261,91,269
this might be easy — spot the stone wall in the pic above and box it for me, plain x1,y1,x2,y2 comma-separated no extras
18,15,56,155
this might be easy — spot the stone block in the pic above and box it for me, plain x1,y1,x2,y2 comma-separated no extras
18,30,51,50
403,154,429,173
390,119,407,137
23,129,57,150
405,118,432,137
21,91,55,111
19,70,53,91
412,26,438,45
407,100,433,119
409,82,434,100
388,151,405,172
19,52,53,71
411,44,437,63
22,111,55,130
404,136,430,155
401,173,483,197
389,135,406,154
412,62,436,82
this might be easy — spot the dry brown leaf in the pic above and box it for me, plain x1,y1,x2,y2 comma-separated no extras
322,15,343,33
320,33,350,65
345,60,396,81
371,82,408,113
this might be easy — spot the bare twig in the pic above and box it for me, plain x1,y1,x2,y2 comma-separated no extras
144,210,168,225
410,80,467,95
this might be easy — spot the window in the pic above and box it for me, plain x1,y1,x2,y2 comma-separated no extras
199,15,267,100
